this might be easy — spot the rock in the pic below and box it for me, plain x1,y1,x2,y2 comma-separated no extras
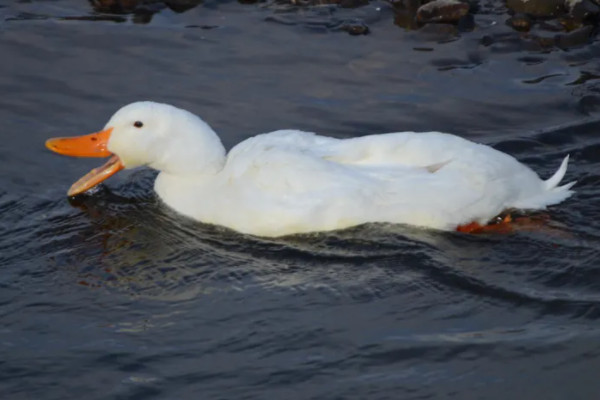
416,0,470,24
339,21,370,34
132,11,154,23
288,0,341,5
339,0,369,8
536,35,557,48
90,0,141,13
269,0,372,9
506,0,564,18
538,19,568,31
559,16,584,31
457,13,475,31
480,35,494,47
555,24,594,48
90,0,202,14
507,13,532,31
392,0,421,30
163,0,202,13
417,22,459,40
394,12,420,30
567,0,600,21
387,0,419,6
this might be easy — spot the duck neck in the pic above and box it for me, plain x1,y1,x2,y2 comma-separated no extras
150,120,227,178
153,129,225,214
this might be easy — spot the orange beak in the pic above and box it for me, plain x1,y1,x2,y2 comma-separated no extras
45,128,124,196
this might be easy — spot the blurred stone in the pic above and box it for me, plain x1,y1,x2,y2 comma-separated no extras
387,0,419,6
339,21,370,34
535,35,556,48
132,11,154,23
394,12,420,29
518,33,555,51
559,16,584,31
289,0,341,5
290,0,370,6
567,0,600,21
417,22,459,40
538,19,565,31
480,35,494,46
90,0,141,13
164,0,202,12
416,0,470,24
507,13,532,31
506,0,564,17
457,13,475,31
392,0,421,30
90,0,201,15
339,0,369,8
555,24,594,48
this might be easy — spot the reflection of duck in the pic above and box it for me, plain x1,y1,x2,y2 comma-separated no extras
46,102,574,237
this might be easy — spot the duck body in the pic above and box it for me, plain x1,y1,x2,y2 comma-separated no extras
46,102,575,237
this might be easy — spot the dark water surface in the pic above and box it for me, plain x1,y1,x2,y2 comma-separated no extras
2,1,600,399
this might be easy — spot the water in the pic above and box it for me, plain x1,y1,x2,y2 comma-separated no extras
2,1,600,398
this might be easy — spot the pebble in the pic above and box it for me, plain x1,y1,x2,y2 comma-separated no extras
339,0,370,8
568,0,600,21
555,24,594,48
339,21,370,35
506,0,564,18
90,0,141,13
164,0,203,13
417,22,459,40
559,16,584,31
507,13,532,31
392,0,421,30
416,0,470,23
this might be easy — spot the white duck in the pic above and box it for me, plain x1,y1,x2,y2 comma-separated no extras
46,101,574,237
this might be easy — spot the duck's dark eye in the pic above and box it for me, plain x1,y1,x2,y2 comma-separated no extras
134,121,143,128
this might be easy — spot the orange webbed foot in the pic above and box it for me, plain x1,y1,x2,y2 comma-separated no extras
456,214,514,234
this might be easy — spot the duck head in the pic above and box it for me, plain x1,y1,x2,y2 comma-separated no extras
46,101,225,196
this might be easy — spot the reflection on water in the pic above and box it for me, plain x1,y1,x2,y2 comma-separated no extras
2,0,600,399
22,162,600,313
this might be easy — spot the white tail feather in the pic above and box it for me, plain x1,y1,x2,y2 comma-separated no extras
542,155,575,206
512,155,575,209
544,154,570,190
